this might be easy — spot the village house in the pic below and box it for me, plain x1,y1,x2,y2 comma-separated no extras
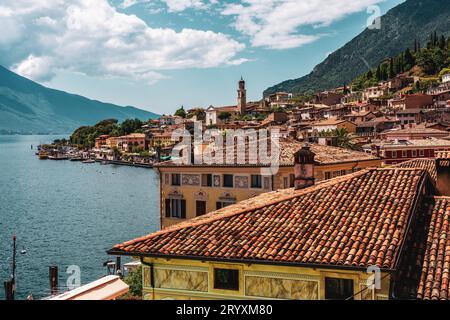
94,135,110,149
153,138,380,228
116,133,148,153
342,111,377,123
307,118,357,135
362,86,388,101
349,102,380,114
381,125,449,140
395,109,424,124
312,92,343,106
266,92,292,103
388,94,433,110
363,138,450,165
109,154,450,300
322,105,350,119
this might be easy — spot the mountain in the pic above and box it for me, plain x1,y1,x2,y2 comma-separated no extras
264,0,450,96
0,66,159,134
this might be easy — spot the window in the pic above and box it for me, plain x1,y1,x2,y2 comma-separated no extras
412,150,417,157
223,174,234,188
392,151,397,158
214,268,239,291
165,199,186,218
289,174,295,188
283,177,288,189
196,200,207,217
216,201,234,210
251,174,262,188
402,150,407,158
171,173,181,186
324,172,332,180
325,277,354,300
201,174,212,187
419,149,424,157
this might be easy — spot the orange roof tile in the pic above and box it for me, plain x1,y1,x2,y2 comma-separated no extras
393,159,437,184
155,138,378,168
109,167,430,270
417,197,450,300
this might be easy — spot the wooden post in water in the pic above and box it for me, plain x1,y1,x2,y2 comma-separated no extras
4,281,13,300
116,256,122,277
49,266,58,295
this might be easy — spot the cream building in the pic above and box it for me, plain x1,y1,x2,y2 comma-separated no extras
154,138,381,228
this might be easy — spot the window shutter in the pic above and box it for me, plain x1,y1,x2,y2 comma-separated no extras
181,199,186,218
165,199,171,217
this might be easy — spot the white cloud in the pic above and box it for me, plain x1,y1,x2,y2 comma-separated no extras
12,54,55,82
119,0,208,12
0,0,246,84
222,0,384,49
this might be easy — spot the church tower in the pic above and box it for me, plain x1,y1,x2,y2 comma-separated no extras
237,77,246,114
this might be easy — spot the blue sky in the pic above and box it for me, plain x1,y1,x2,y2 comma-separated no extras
0,0,404,115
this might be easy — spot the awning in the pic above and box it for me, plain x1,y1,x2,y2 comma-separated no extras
47,275,129,300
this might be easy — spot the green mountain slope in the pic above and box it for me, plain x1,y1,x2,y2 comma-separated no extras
0,66,158,134
264,0,450,96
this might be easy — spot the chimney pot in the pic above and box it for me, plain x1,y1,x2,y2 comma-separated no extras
294,143,315,190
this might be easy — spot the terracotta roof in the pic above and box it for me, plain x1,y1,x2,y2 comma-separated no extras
109,167,429,270
417,197,450,300
155,138,379,167
436,151,450,159
394,159,437,184
310,118,352,126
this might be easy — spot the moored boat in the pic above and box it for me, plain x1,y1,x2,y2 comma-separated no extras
82,159,96,164
48,154,69,160
38,151,49,160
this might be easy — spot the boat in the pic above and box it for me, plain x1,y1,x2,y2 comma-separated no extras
70,157,84,161
38,151,49,160
82,159,96,164
48,154,69,160
100,160,108,165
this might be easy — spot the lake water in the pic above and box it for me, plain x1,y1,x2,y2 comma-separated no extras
0,135,160,299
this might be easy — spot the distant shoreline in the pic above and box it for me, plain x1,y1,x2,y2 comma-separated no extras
0,132,71,136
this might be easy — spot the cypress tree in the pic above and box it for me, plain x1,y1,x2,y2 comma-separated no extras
376,65,382,81
440,35,446,49
404,48,415,70
389,58,395,79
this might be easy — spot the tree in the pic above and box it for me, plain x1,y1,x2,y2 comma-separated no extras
404,48,415,70
218,111,232,122
121,118,143,135
187,108,205,121
123,266,142,298
174,106,187,118
320,128,358,150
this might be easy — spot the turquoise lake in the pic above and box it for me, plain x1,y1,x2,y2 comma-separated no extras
0,135,159,299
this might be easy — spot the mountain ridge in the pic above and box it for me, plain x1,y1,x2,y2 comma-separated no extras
264,0,450,96
0,66,159,134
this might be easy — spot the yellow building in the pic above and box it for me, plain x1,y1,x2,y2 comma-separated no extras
109,158,442,300
154,138,381,228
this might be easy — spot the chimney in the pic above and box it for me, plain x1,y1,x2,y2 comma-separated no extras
294,144,315,190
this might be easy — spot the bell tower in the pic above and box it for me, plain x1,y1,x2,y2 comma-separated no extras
294,144,315,190
237,77,246,114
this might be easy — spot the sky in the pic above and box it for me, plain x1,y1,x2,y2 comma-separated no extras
0,0,405,115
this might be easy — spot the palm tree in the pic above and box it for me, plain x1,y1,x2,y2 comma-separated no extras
333,128,359,150
318,128,359,150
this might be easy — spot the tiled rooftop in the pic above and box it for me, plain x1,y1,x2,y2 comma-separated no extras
417,197,450,300
394,159,437,184
155,138,378,167
109,167,429,270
